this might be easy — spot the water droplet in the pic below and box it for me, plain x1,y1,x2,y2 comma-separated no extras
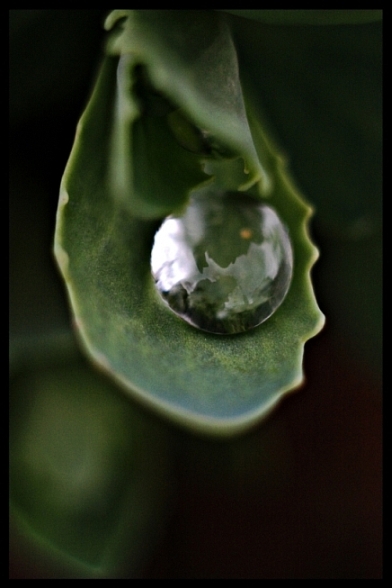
151,191,293,334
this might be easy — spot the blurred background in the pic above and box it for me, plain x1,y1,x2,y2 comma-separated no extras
10,10,382,578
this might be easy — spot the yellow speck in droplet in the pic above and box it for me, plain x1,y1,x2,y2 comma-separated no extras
240,228,253,240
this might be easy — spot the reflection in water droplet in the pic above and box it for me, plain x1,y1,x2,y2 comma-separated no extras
151,192,293,334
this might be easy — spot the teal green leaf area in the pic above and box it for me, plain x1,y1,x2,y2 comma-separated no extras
54,10,324,435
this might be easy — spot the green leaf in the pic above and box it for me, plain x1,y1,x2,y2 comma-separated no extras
10,338,171,578
102,10,269,218
54,10,324,435
219,10,383,26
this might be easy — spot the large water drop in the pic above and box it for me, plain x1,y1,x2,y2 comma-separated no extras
151,191,293,334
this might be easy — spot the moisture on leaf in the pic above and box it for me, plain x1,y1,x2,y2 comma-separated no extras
151,190,293,335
